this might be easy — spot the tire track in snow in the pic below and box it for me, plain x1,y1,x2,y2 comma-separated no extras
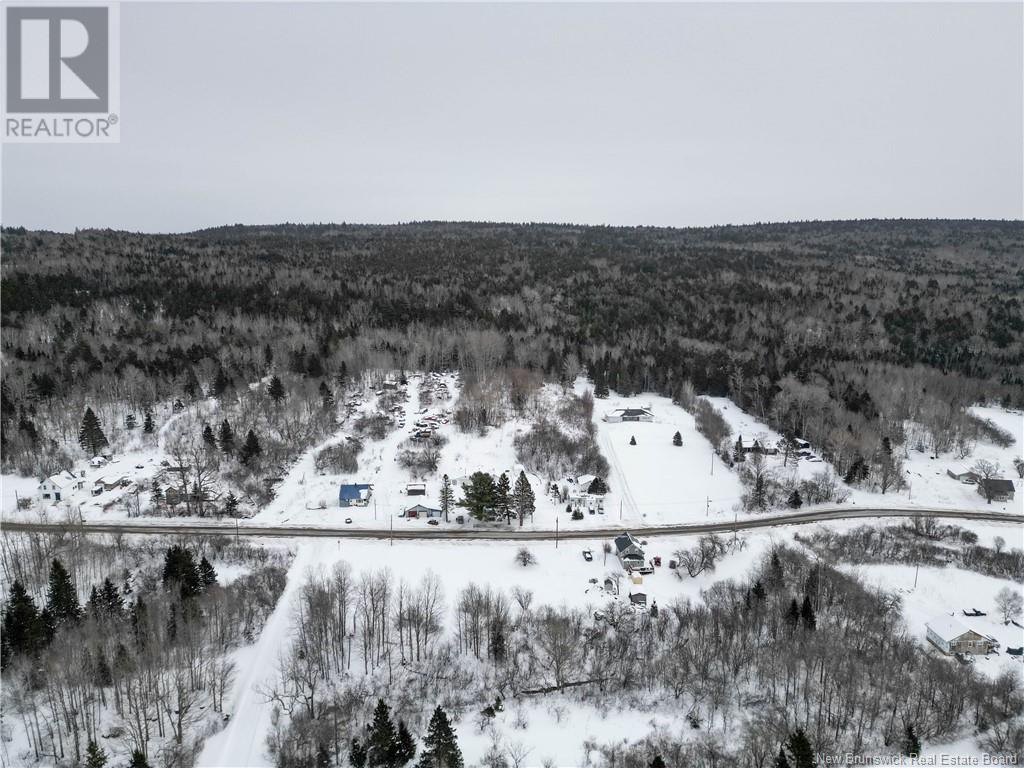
196,541,318,767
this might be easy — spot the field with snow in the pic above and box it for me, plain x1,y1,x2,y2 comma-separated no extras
188,515,1023,767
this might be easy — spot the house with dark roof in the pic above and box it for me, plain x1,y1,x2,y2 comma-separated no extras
403,504,441,518
977,478,1015,502
339,483,373,507
629,592,647,607
605,407,654,423
614,532,645,567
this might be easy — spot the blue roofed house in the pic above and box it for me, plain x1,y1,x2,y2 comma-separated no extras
339,483,373,507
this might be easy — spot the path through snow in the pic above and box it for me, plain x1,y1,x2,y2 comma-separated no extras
196,541,318,768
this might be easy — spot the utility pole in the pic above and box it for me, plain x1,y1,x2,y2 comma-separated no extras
619,500,623,521
710,451,714,476
706,497,710,517
914,563,919,589
390,515,393,547
555,518,559,549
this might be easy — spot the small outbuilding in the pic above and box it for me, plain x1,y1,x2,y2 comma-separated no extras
403,504,441,519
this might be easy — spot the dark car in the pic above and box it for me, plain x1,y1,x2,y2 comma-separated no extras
582,549,593,562
427,519,440,526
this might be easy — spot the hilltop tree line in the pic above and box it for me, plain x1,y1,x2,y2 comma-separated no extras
2,220,1021,486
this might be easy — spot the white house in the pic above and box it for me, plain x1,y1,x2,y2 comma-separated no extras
926,615,997,655
38,471,85,504
89,456,107,468
604,407,654,423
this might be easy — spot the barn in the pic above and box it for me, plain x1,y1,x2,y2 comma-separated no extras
604,407,654,423
926,615,997,655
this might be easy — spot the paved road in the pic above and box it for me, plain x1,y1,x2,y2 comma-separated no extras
2,506,1020,541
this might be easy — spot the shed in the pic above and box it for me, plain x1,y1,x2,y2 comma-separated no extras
629,592,647,607
404,504,441,519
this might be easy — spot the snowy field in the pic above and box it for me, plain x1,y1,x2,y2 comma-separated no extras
187,516,1023,767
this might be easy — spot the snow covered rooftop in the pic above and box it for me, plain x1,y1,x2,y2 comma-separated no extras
926,614,971,642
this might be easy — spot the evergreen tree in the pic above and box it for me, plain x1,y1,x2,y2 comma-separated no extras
202,423,217,451
93,651,113,687
416,706,464,768
902,724,921,757
90,577,123,617
439,475,454,523
366,699,398,767
651,758,666,768
212,367,232,397
125,413,137,430
785,728,815,768
734,434,745,463
84,739,108,768
78,407,109,456
218,419,235,455
223,491,240,517
395,720,417,764
800,595,817,631
127,749,152,768
769,551,785,587
457,472,496,520
268,375,287,404
2,580,43,665
240,430,262,466
787,489,803,509
143,410,155,434
319,381,335,411
512,471,535,526
46,558,81,625
784,597,800,628
752,581,767,601
350,738,368,768
588,476,608,495
494,472,512,523
162,545,203,599
774,747,791,768
199,556,218,587
629,435,637,446
672,431,682,447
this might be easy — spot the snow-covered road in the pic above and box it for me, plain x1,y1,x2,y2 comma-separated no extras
196,542,317,768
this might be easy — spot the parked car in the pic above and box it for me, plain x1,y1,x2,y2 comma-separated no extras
135,464,145,469
653,556,662,567
427,519,439,526
455,515,465,524
344,517,353,524
582,549,593,562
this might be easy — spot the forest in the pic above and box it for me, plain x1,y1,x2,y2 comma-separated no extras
2,219,1022,506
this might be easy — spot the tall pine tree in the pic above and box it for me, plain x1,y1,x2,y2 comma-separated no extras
46,559,81,626
416,706,463,768
78,407,109,456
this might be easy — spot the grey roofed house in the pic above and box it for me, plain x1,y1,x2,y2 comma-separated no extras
946,467,980,484
605,407,654,423
926,615,997,655
629,592,647,607
614,532,645,563
977,478,1015,502
404,504,441,518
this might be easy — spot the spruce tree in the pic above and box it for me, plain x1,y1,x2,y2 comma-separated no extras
350,738,367,768
734,434,745,463
672,431,682,447
801,595,816,631
143,411,155,434
788,489,803,509
97,577,123,617
366,699,398,767
162,545,202,599
588,476,608,494
512,471,535,527
784,597,800,628
319,381,335,410
457,472,496,520
395,720,417,764
629,435,637,446
223,491,240,517
46,559,81,625
202,424,217,451
84,739,108,768
439,475,454,523
786,728,815,768
268,375,286,404
902,724,921,757
218,419,235,455
774,747,791,768
78,407,109,456
416,706,464,768
240,430,262,466
127,750,152,768
2,580,43,664
651,758,667,768
199,556,218,587
494,472,512,523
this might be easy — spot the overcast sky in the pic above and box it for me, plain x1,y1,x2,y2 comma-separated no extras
2,2,1021,232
